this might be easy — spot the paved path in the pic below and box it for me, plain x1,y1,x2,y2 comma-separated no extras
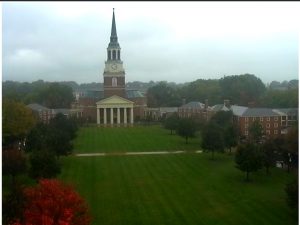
75,150,203,157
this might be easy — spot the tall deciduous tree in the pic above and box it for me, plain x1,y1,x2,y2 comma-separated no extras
176,118,197,144
219,74,266,105
2,149,27,187
249,120,264,144
2,99,36,146
29,150,61,180
201,122,224,159
235,143,263,181
261,138,277,175
12,179,91,225
163,113,179,135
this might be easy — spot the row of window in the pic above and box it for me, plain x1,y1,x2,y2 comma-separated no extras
244,116,278,122
245,129,278,135
244,123,278,128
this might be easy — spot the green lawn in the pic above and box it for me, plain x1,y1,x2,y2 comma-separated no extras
60,125,297,225
60,153,296,225
73,125,201,153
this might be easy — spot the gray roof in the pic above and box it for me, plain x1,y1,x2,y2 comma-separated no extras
211,104,230,112
273,108,298,116
27,103,49,111
230,105,248,116
242,108,280,117
180,101,205,109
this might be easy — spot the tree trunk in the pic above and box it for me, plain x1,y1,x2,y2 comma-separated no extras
229,147,232,154
185,136,188,144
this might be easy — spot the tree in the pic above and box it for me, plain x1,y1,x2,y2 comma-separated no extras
41,82,75,108
163,113,179,135
2,149,27,188
219,74,266,105
2,99,36,147
285,177,298,211
201,122,224,159
210,111,237,153
29,150,61,179
146,82,181,107
235,143,263,181
285,125,298,170
12,179,91,225
249,120,264,144
180,79,222,106
224,124,238,153
176,118,197,144
261,139,276,175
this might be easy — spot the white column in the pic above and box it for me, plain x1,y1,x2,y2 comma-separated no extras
130,107,134,124
110,108,114,125
97,108,100,124
104,108,107,125
117,108,120,124
124,108,127,124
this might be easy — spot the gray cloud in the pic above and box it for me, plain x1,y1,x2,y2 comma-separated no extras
2,2,299,84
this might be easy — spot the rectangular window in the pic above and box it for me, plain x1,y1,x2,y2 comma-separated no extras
274,123,278,128
274,117,278,121
245,117,248,122
266,130,270,135
245,123,248,128
252,117,255,121
274,130,278,135
282,116,286,121
266,123,270,128
267,117,270,121
260,117,264,122
245,131,248,136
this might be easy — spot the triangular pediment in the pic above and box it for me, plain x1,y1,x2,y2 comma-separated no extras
96,95,134,107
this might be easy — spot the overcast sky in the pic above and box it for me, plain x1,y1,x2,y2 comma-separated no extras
2,2,300,84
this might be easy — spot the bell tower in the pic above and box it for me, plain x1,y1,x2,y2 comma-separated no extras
103,8,126,98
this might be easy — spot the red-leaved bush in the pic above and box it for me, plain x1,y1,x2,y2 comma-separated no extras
11,179,91,225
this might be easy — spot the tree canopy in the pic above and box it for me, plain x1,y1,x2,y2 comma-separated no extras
219,74,266,106
12,179,91,225
2,99,36,146
176,118,197,144
235,143,263,181
201,122,224,159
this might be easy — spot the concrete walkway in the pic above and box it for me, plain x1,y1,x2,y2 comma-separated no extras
75,150,203,157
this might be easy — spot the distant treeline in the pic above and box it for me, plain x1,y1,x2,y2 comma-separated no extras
2,74,298,108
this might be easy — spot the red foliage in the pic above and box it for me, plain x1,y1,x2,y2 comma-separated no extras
12,179,91,225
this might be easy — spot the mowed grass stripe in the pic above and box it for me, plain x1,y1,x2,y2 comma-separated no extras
73,125,200,153
60,153,296,225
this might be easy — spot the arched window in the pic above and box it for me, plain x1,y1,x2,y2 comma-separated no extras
108,50,111,60
112,50,116,60
117,50,120,60
112,77,117,87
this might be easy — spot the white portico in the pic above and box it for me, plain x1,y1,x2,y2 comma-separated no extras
96,95,134,126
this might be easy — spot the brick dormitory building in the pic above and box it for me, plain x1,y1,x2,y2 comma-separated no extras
178,99,298,139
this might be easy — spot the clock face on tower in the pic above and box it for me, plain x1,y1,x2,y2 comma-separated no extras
111,63,117,70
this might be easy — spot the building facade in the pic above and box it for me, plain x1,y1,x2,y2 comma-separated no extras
95,9,147,126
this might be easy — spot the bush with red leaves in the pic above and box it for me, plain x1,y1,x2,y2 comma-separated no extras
10,179,91,225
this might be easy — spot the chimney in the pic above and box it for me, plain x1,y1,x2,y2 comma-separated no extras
224,99,230,108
